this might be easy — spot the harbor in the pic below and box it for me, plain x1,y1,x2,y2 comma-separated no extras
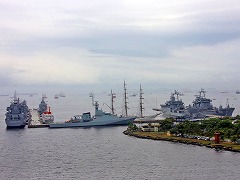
1,88,240,180
3,86,240,129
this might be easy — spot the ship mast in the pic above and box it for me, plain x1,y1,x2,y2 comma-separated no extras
111,90,116,115
89,92,100,115
124,81,128,117
139,84,144,118
13,91,18,103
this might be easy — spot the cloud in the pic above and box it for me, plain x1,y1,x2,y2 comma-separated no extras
1,38,240,90
0,0,240,90
0,48,101,85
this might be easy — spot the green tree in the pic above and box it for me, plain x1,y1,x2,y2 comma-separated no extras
234,122,240,138
128,122,138,131
160,118,174,132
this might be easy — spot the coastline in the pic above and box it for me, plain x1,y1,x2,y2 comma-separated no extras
123,130,240,153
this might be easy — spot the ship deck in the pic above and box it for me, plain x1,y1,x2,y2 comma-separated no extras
28,109,49,128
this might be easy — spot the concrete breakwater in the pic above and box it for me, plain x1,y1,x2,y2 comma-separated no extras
123,130,240,153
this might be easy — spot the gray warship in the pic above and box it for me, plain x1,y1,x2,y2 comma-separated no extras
38,96,48,115
154,89,235,120
153,90,189,118
49,91,136,128
5,91,31,128
187,88,235,117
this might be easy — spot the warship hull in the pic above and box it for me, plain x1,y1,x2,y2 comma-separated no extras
49,117,135,128
188,89,235,117
202,108,235,117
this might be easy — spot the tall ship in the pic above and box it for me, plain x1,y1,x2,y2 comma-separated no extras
153,90,188,118
187,88,235,117
49,92,135,128
5,91,31,128
135,85,164,122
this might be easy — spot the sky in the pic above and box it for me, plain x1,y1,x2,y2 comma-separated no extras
1,0,240,93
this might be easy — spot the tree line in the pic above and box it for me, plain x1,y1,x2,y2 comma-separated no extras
129,116,240,142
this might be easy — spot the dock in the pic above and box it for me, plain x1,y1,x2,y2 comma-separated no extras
134,119,164,123
28,109,49,128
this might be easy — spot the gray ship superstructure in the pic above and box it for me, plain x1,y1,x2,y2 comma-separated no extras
5,91,31,128
38,96,48,115
187,88,235,117
154,90,188,118
38,96,54,124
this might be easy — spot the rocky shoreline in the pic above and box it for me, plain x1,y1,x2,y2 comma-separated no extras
123,130,240,153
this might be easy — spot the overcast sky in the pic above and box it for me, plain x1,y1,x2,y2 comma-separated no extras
1,0,240,92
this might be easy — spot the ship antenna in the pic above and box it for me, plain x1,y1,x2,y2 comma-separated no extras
175,90,179,100
139,84,144,118
13,91,18,103
202,89,206,98
124,80,128,116
226,98,229,107
89,92,95,106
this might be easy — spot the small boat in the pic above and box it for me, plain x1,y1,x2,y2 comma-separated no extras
236,90,240,94
0,94,9,96
54,94,59,99
42,94,48,99
58,92,65,97
130,93,137,97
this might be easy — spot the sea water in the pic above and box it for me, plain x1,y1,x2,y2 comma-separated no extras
0,90,240,180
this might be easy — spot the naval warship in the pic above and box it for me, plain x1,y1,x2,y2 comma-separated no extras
5,91,31,128
187,88,235,117
49,92,135,128
38,96,48,115
153,90,189,118
154,89,235,119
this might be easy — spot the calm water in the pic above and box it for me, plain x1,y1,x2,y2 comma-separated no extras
0,90,240,180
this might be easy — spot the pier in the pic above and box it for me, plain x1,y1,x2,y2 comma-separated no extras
28,109,49,128
134,119,164,123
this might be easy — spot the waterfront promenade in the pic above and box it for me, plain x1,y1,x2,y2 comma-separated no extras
123,130,240,152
